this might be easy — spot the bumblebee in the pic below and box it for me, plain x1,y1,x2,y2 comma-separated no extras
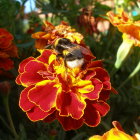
53,38,84,69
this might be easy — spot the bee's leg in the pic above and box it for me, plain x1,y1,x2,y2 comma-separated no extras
56,54,63,64
44,44,52,49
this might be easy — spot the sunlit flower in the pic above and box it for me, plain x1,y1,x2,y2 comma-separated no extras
0,28,18,70
16,48,114,130
107,9,140,46
89,121,139,140
107,9,140,69
32,21,84,49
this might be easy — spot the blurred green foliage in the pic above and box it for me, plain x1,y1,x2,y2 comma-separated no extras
0,0,140,140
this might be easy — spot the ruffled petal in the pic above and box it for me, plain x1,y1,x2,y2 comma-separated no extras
76,80,94,94
82,78,103,100
87,60,103,68
19,86,35,111
37,49,55,64
94,68,111,90
83,70,96,80
92,101,110,116
56,91,86,119
57,114,84,131
44,111,56,123
20,60,47,86
15,75,21,84
18,57,35,73
99,90,111,101
83,100,101,127
26,107,55,121
28,81,58,112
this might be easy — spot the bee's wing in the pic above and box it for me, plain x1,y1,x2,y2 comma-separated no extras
80,45,96,60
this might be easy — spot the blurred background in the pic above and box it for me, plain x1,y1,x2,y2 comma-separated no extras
0,0,140,139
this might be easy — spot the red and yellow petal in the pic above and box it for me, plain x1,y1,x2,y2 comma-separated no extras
57,114,84,131
18,57,35,73
37,49,55,64
20,60,47,86
76,80,94,94
19,86,35,111
82,70,96,80
92,101,110,116
56,91,86,119
26,107,55,121
28,80,58,112
82,78,103,100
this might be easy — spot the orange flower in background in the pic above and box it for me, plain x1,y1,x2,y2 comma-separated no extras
16,49,113,130
0,28,18,70
89,121,140,140
107,9,140,69
32,21,84,49
107,9,140,47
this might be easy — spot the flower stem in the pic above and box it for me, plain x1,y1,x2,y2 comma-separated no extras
3,96,19,139
117,61,140,90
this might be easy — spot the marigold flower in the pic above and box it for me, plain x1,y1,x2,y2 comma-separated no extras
32,21,84,49
107,9,140,46
89,121,139,140
16,48,114,130
0,28,18,70
107,9,140,69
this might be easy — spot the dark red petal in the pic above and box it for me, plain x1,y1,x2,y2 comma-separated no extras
56,91,86,119
37,49,54,64
94,68,111,90
82,78,103,100
44,111,56,123
57,114,84,131
57,74,69,91
92,101,110,116
20,60,47,86
87,60,103,68
103,81,111,90
18,57,35,73
83,70,96,80
19,86,35,111
99,90,111,101
28,82,58,112
83,101,101,127
26,107,55,121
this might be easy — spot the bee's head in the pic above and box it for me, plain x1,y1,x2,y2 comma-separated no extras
54,38,74,53
54,38,72,48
